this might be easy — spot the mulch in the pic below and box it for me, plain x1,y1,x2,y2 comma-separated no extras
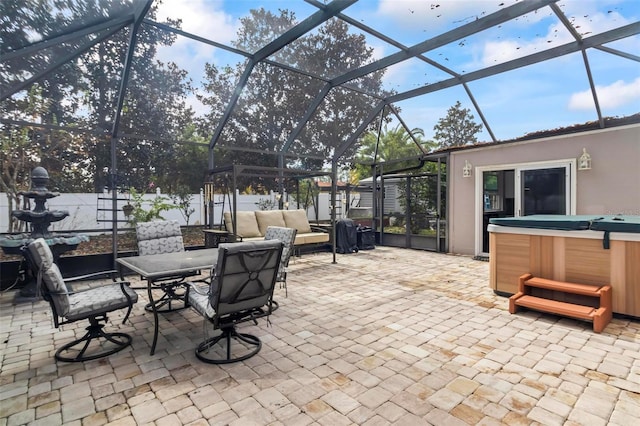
0,226,206,261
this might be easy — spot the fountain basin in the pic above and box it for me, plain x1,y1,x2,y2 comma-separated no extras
0,233,90,298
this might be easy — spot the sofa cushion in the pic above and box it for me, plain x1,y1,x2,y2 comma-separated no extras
255,210,286,236
283,209,312,234
223,212,233,233
295,232,330,245
225,211,262,238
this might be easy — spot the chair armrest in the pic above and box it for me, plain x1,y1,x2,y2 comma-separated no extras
309,225,330,233
187,282,210,296
48,278,132,297
63,270,121,283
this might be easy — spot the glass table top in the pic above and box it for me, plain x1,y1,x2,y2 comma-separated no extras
117,248,219,280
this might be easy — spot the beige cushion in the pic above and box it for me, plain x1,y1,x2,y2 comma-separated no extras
283,209,312,234
223,212,233,233
227,211,262,238
295,232,330,245
255,210,286,236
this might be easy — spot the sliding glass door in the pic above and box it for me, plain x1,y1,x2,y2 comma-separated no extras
477,160,575,256
518,166,569,217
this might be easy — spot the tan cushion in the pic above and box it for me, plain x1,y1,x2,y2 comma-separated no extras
255,210,286,236
223,212,233,233
295,232,330,245
231,211,262,238
283,209,312,234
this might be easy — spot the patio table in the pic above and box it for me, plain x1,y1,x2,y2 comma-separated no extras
117,248,219,355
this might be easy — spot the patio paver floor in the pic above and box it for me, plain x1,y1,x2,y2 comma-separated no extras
1,246,639,425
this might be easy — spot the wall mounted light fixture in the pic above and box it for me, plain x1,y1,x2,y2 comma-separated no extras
463,160,472,178
578,148,592,170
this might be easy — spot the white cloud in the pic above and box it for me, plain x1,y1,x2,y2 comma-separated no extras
380,59,416,90
155,0,237,44
154,0,239,76
480,8,633,67
568,77,640,110
377,0,521,31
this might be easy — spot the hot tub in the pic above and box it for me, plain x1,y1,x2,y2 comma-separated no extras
488,215,640,317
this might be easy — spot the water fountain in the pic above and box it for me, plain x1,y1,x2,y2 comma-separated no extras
0,167,89,297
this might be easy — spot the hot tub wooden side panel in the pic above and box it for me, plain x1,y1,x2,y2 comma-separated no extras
490,232,530,295
617,241,640,317
490,231,640,317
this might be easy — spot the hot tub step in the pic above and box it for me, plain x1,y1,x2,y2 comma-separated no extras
524,277,605,296
514,295,596,318
509,274,612,333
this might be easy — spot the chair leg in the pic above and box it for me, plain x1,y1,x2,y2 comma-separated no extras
145,282,189,313
195,325,262,364
55,317,132,362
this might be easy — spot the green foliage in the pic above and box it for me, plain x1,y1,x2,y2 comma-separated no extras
198,9,391,189
169,186,196,226
2,1,195,194
433,101,483,148
255,198,276,211
169,125,209,193
126,187,177,225
352,124,436,182
288,179,319,211
395,162,447,234
0,127,34,232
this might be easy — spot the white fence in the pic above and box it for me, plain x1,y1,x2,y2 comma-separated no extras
1,190,347,233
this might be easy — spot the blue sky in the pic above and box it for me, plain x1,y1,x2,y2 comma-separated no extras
155,0,640,142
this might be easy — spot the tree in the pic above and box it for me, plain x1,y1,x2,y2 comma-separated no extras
169,186,196,226
170,124,210,193
125,187,177,225
198,9,391,189
80,6,194,193
2,1,195,194
1,84,93,230
0,127,33,232
433,101,483,148
352,124,436,182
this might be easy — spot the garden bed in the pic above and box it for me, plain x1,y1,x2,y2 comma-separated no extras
0,226,206,261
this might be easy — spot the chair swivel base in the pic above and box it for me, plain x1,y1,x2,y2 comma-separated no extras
145,285,189,313
55,323,132,362
195,327,262,364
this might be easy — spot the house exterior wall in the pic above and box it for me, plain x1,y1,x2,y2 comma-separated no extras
448,124,640,256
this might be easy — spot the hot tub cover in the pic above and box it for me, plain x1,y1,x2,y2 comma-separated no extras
489,215,595,230
490,215,640,233
590,215,640,233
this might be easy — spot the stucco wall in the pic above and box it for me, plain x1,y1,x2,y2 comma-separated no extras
449,124,640,255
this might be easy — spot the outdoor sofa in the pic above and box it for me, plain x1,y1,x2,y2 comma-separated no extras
223,209,330,248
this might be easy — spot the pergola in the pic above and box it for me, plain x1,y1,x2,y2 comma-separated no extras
2,0,639,255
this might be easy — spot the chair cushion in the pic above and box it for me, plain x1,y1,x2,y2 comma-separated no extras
188,285,216,319
66,283,138,321
264,226,297,273
28,238,55,270
41,263,70,316
232,211,262,238
255,210,286,236
136,220,182,240
136,220,184,255
210,240,282,315
282,210,312,234
137,236,184,255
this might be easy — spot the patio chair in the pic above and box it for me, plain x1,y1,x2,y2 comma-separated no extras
187,240,282,364
26,238,138,362
135,220,192,312
264,226,297,297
